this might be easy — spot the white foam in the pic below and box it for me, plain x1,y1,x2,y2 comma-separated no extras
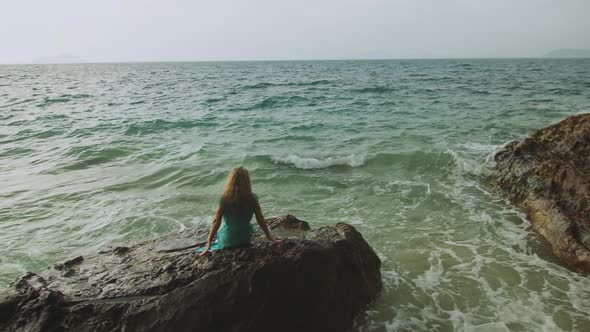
457,142,500,152
414,251,447,290
446,148,493,176
484,141,512,166
271,153,366,169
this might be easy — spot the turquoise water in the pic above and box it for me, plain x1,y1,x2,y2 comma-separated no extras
1,59,590,331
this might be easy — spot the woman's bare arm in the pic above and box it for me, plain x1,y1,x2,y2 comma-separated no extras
199,206,223,256
254,202,281,242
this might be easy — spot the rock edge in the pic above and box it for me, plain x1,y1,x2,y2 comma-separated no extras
0,215,382,332
489,113,590,272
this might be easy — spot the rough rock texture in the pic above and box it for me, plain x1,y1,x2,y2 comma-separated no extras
0,215,382,332
489,114,590,272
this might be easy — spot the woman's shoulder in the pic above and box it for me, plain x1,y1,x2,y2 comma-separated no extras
217,194,258,206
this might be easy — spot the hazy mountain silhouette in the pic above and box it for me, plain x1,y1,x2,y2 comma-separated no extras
544,49,590,58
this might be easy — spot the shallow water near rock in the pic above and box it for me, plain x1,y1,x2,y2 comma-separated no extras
1,59,590,331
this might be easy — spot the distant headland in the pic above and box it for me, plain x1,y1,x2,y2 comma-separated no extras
544,49,590,58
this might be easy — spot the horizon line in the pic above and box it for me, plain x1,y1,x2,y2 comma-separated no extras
1,56,588,66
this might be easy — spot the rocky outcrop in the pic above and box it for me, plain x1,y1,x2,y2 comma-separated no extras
489,114,590,272
0,215,381,332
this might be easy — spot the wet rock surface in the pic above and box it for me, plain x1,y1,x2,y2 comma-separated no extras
0,215,381,332
489,114,590,272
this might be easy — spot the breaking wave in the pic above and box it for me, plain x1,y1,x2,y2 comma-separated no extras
272,154,367,169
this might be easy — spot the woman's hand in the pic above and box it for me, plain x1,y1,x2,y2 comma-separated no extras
199,243,211,257
268,235,283,244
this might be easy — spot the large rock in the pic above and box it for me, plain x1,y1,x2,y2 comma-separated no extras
489,114,590,272
0,215,382,332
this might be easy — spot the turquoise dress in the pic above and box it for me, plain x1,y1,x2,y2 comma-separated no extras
200,194,258,251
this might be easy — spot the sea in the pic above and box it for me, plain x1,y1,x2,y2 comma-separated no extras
1,59,589,331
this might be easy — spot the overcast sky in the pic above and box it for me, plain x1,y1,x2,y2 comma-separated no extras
1,0,589,63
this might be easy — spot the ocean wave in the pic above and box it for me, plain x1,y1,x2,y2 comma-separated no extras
365,151,456,172
243,82,276,89
243,79,332,89
253,135,317,144
60,93,91,99
288,95,309,102
252,151,457,173
105,166,224,191
290,123,327,131
351,86,395,93
60,146,133,171
268,150,487,175
292,79,332,86
446,148,494,177
36,97,71,106
205,97,225,103
0,147,35,158
271,154,367,169
456,142,501,153
66,123,116,138
1,128,65,144
469,89,491,95
250,97,280,109
242,96,311,110
521,98,555,105
547,87,581,96
124,119,217,136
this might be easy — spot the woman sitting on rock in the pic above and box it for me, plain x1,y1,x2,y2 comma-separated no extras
199,166,282,256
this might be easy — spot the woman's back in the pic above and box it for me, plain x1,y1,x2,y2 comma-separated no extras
219,193,258,226
216,193,258,248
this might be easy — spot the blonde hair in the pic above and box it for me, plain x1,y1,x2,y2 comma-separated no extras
221,166,255,209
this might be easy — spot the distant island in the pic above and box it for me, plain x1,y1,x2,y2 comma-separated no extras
32,54,85,64
544,49,590,58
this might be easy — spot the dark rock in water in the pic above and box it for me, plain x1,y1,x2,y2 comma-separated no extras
489,114,590,272
0,215,382,332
